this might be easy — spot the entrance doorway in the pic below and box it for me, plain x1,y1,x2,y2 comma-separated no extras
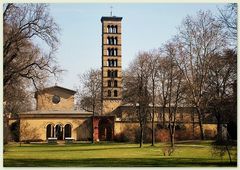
98,118,113,141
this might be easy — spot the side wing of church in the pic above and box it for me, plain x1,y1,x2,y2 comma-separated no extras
18,86,93,141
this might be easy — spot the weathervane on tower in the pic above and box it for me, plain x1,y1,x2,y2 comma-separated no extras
110,6,113,16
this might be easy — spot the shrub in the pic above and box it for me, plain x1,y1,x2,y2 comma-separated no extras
114,132,130,142
135,127,152,143
155,129,170,142
22,139,44,143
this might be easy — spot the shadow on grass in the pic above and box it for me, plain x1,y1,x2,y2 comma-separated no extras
5,146,142,153
4,158,237,167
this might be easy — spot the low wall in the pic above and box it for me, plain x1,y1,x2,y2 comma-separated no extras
114,121,217,142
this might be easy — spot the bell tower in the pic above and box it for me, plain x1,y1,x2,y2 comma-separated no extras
101,16,123,115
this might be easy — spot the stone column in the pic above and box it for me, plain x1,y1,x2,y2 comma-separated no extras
54,126,56,138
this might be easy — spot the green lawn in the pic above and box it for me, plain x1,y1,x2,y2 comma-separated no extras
3,141,237,167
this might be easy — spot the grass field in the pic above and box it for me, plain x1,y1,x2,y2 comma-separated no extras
3,141,237,167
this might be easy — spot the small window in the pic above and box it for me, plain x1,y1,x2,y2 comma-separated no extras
114,90,118,97
111,60,114,67
108,80,111,87
108,25,112,33
114,80,118,87
109,48,114,56
111,25,115,33
108,70,111,77
110,37,114,45
108,90,111,97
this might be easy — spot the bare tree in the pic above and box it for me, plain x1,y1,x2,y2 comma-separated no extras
164,42,184,147
77,69,102,114
76,68,102,143
157,51,170,128
124,52,151,148
3,3,62,144
206,50,237,141
175,10,227,139
19,121,41,146
4,79,34,115
148,50,160,146
218,3,237,48
3,3,61,89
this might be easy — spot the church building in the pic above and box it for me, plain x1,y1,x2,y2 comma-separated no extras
9,15,217,143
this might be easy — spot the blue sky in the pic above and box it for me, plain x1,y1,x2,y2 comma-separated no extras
48,3,226,90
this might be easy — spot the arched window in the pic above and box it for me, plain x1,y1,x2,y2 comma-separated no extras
108,70,111,77
111,25,114,33
107,25,110,33
115,59,118,67
115,37,118,45
114,90,118,97
114,80,118,87
108,90,111,97
109,37,113,45
113,37,115,44
114,49,118,56
115,70,118,77
111,48,115,56
113,38,116,45
111,70,114,77
111,60,114,67
108,25,112,33
115,25,118,33
55,124,63,140
46,124,54,139
108,80,111,87
64,124,72,138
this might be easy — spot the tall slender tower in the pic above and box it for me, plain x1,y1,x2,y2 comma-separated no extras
101,16,123,115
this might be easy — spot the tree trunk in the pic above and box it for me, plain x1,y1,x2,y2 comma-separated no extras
162,106,166,127
225,145,232,164
215,111,223,141
196,107,205,140
151,78,155,146
217,122,223,141
4,115,9,145
192,110,195,139
151,111,155,146
151,101,155,146
171,133,175,148
92,116,94,143
140,123,144,148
